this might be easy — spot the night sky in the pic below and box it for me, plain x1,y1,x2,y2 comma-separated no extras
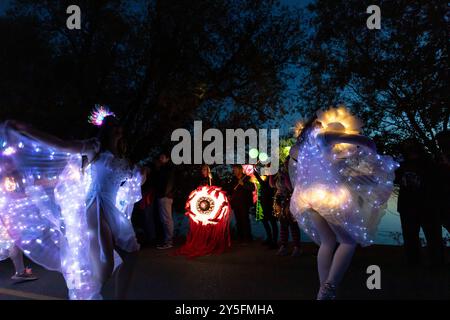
0,0,10,14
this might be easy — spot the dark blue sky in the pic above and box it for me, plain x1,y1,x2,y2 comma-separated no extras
0,0,10,14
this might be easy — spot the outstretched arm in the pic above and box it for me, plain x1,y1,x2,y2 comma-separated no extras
8,120,84,154
319,132,377,152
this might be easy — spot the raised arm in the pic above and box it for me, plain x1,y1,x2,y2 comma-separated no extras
253,169,264,185
318,132,377,152
268,174,278,188
8,120,84,154
138,166,149,185
241,176,256,192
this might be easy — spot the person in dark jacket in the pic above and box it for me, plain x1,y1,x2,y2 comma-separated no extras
155,150,176,249
229,164,256,242
254,166,278,249
133,158,164,246
396,139,444,266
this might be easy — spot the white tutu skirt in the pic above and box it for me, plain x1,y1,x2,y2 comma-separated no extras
290,147,398,246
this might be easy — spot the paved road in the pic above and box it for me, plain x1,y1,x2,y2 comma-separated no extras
0,242,449,300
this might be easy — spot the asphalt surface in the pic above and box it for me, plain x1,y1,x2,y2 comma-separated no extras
0,241,449,300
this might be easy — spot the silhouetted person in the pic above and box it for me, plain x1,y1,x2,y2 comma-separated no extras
155,150,176,249
254,166,278,249
271,157,301,257
229,165,255,242
195,164,213,187
133,158,164,246
396,140,444,266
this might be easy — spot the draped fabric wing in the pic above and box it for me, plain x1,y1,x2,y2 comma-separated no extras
0,123,98,299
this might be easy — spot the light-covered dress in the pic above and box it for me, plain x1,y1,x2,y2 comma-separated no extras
289,128,398,246
0,125,142,299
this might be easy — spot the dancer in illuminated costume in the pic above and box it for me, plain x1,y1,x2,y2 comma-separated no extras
289,106,397,299
0,155,39,281
0,105,145,299
1,227,38,282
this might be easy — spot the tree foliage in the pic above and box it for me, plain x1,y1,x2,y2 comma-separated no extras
298,0,448,156
0,0,303,161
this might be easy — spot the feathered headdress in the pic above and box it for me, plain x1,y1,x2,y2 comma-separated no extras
88,105,115,126
316,105,363,155
316,105,362,135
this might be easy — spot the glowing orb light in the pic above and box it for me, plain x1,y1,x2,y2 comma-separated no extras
88,105,115,126
258,152,268,162
249,148,259,159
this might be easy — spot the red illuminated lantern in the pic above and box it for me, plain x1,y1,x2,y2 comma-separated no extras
176,185,231,257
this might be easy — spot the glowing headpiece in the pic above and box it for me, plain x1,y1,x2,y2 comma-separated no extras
316,106,362,135
88,105,115,126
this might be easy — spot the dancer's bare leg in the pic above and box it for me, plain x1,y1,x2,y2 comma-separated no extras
114,248,138,300
87,200,138,300
9,245,38,282
309,210,337,285
87,203,115,297
10,245,25,274
327,225,357,286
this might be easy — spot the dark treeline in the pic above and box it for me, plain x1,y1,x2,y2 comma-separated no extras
0,0,447,162
298,0,448,157
0,0,302,162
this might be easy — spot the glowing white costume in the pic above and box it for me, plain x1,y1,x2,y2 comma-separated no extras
289,108,398,246
0,221,14,261
0,169,14,261
0,124,142,299
84,147,142,253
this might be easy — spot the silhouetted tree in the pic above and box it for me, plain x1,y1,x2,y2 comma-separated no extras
297,0,448,156
0,0,303,161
